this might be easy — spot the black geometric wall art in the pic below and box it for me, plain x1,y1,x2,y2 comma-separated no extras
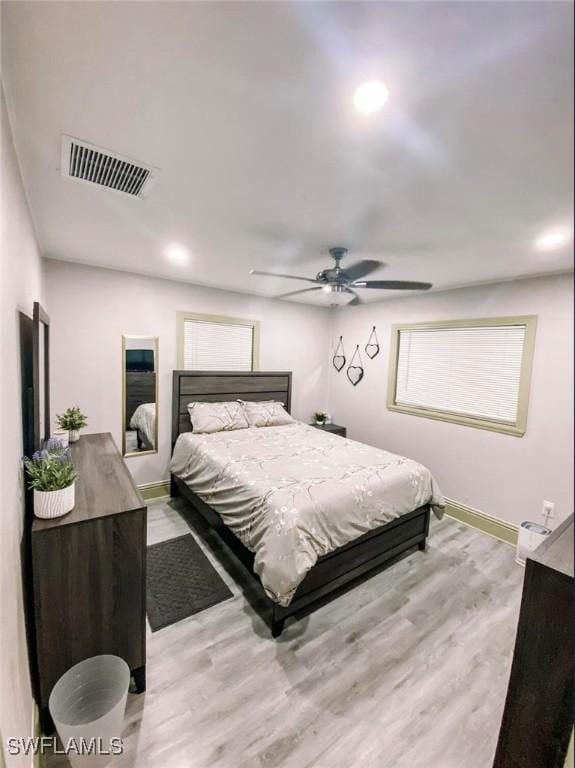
333,336,346,372
346,345,364,386
365,326,380,359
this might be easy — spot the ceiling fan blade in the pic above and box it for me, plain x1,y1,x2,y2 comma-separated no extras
250,269,319,284
347,289,363,306
353,280,433,290
342,260,383,282
275,286,324,300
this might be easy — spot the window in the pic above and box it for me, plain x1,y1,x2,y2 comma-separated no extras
387,316,537,436
177,312,259,371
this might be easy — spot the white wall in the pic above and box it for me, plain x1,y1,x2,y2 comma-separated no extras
45,259,331,485
46,262,573,527
327,274,574,528
1,83,44,763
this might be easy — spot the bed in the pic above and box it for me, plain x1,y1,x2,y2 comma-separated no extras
130,402,156,450
170,371,444,637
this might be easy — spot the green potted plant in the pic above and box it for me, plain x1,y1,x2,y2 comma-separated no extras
314,411,328,425
24,439,78,519
56,406,88,443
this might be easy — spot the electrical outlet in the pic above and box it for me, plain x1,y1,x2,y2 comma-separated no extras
542,500,555,518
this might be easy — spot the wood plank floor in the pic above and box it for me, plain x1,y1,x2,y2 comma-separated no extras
44,498,523,768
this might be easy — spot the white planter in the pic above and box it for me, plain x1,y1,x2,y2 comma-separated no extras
51,430,69,448
34,483,75,519
68,429,80,443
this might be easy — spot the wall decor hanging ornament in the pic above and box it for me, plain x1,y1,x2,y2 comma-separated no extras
332,336,346,372
346,345,364,386
365,326,380,359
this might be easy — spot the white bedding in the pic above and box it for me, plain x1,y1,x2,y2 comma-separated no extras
130,403,156,448
170,422,444,606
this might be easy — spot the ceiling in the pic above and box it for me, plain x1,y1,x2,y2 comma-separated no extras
2,1,573,304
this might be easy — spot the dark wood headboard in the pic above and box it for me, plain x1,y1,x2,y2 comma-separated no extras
171,370,292,448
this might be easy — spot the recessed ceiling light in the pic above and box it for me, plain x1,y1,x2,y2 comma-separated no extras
534,229,571,252
165,243,189,265
353,80,389,115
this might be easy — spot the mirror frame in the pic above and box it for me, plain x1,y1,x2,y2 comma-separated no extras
32,301,50,450
122,335,159,457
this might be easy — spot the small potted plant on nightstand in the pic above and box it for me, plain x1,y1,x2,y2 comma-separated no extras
24,439,78,519
56,406,88,443
314,412,328,425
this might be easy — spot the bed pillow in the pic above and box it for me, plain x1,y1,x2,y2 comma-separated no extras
240,400,294,428
187,401,249,433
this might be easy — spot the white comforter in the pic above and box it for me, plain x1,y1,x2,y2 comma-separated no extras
130,403,156,448
170,423,444,606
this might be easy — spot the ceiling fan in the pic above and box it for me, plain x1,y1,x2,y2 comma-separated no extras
250,246,433,306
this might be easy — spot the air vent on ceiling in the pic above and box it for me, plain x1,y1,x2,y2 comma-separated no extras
60,135,159,198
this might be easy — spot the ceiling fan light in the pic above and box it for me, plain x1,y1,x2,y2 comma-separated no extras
323,285,353,307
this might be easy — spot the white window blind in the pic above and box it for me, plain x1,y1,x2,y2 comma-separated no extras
395,324,527,424
183,319,254,371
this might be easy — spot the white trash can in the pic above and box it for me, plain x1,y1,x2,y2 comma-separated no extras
49,655,130,767
515,521,551,567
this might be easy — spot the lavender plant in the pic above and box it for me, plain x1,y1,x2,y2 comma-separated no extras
24,439,78,491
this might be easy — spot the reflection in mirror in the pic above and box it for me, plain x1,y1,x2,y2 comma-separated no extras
122,336,159,457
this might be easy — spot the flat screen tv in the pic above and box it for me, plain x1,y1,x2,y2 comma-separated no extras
126,349,154,372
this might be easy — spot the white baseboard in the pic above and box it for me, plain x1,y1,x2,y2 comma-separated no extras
444,497,518,546
137,483,519,545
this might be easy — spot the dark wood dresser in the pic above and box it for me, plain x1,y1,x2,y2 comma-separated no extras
125,371,156,423
32,433,147,731
493,515,574,768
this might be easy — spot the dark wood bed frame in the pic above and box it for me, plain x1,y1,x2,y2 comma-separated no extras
170,370,430,637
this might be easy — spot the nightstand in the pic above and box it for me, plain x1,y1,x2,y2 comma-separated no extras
311,422,347,438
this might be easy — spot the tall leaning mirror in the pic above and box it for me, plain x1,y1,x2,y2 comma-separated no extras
122,335,159,457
